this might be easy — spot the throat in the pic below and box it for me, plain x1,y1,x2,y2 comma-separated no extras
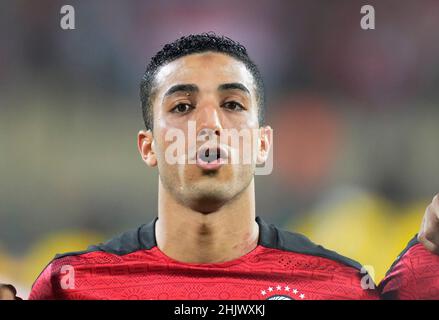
156,217,260,264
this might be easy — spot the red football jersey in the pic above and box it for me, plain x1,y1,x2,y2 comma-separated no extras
29,217,378,300
379,236,439,299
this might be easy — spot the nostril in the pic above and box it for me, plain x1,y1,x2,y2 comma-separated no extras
199,147,221,163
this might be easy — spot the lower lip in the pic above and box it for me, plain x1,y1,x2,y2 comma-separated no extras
196,157,225,170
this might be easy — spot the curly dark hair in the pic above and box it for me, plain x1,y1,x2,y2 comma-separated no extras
139,32,265,130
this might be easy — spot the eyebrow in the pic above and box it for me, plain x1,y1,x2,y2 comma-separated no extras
163,82,250,98
164,84,199,97
218,82,250,95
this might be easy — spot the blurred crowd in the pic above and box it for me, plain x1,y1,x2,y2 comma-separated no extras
1,0,439,297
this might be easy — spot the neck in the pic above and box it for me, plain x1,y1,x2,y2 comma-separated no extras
155,179,259,264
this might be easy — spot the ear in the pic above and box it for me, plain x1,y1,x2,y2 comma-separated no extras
257,125,273,165
138,130,157,167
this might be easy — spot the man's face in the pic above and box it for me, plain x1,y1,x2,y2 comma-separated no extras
139,52,271,213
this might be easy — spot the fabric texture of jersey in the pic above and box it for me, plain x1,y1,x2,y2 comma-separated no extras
29,217,379,300
379,235,439,299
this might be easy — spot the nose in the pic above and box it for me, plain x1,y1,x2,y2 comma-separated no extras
196,102,222,138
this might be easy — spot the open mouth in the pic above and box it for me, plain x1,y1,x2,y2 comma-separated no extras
196,146,228,170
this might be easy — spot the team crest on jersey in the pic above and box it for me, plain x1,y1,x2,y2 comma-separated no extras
259,284,306,300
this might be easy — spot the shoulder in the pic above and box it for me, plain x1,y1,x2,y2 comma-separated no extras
383,235,420,278
29,219,158,299
54,218,157,260
379,235,439,299
256,217,364,271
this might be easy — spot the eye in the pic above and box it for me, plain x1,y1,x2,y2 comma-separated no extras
171,103,194,114
222,101,245,112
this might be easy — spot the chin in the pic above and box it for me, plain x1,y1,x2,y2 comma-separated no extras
186,196,227,214
185,186,234,213
193,186,232,202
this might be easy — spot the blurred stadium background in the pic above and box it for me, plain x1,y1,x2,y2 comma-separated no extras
1,0,439,298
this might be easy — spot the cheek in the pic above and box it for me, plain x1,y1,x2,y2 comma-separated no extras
154,121,190,166
239,103,260,130
223,111,258,131
243,116,259,130
156,109,190,134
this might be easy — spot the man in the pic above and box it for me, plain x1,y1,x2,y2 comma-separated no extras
0,284,21,300
4,33,439,299
379,199,439,299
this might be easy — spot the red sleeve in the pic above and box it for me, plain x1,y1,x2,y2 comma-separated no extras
28,261,57,300
28,256,76,300
379,236,439,300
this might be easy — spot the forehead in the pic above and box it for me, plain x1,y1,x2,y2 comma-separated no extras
153,52,256,95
